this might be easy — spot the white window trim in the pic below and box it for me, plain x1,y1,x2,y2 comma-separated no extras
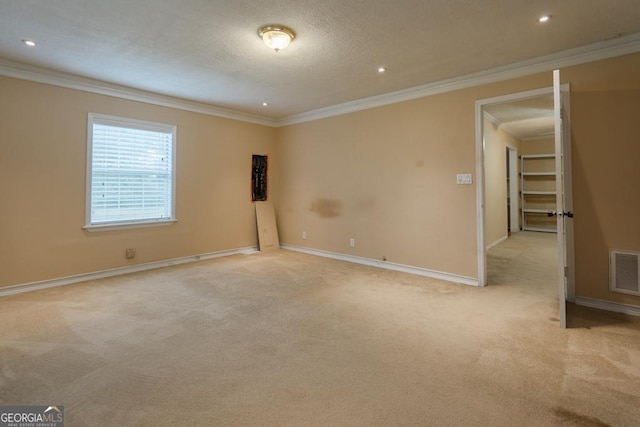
84,113,177,232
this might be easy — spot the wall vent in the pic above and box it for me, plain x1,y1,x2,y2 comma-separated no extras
610,250,640,296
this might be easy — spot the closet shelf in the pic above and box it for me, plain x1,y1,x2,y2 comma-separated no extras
522,172,556,176
523,208,552,213
521,154,557,233
522,191,556,195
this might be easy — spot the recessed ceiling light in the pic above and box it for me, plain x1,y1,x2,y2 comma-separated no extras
262,102,268,107
378,67,386,73
22,39,36,47
538,15,551,23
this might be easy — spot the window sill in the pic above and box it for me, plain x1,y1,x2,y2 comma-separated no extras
83,219,177,232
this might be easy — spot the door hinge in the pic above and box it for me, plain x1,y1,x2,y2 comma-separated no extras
564,266,568,277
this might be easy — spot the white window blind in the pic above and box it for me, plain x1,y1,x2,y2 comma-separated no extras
86,114,176,229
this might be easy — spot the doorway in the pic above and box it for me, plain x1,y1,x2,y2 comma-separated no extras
475,81,574,327
477,88,557,289
482,92,558,288
481,92,555,250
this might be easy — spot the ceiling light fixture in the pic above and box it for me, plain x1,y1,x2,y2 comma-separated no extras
22,39,36,47
258,25,295,52
378,67,386,73
538,15,551,23
262,102,269,107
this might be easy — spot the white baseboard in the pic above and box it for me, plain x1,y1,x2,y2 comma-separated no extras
486,235,508,250
281,244,479,287
0,246,258,298
574,296,640,317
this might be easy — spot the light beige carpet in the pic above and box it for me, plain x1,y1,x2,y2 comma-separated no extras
1,232,639,426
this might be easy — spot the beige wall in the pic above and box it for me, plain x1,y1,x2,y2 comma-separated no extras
520,137,554,155
569,66,640,305
275,52,640,306
0,77,276,288
483,119,520,246
275,75,550,280
2,52,639,308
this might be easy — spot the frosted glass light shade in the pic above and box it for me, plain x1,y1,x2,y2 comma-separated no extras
258,25,295,52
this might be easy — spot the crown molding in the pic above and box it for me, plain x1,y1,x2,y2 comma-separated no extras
0,59,278,127
1,32,639,128
483,111,502,128
483,111,522,139
276,32,640,126
483,111,554,141
522,134,555,141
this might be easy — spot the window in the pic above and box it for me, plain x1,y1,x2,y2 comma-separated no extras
85,113,176,230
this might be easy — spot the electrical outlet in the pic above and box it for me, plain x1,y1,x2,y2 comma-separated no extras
349,238,355,247
456,173,473,185
125,248,136,259
302,231,307,240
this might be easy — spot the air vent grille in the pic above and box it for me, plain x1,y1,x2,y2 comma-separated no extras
610,250,640,296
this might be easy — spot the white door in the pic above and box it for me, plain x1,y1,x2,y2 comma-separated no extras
553,70,575,328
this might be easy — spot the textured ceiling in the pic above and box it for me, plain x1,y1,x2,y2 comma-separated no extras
1,0,640,119
485,95,554,140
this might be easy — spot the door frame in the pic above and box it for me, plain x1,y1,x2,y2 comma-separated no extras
474,84,571,287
